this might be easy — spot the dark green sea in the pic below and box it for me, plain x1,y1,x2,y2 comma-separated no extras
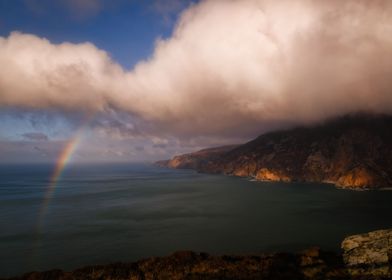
1,163,392,277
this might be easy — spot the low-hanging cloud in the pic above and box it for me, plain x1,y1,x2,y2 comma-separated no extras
1,0,392,138
22,132,49,141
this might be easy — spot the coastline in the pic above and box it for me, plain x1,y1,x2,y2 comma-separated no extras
4,229,391,280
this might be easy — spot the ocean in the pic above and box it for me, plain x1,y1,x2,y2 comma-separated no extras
1,163,392,277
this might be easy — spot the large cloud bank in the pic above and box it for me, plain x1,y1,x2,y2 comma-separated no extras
1,0,392,137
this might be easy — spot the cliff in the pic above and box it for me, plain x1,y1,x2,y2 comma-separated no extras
158,114,392,189
4,229,392,280
155,145,239,169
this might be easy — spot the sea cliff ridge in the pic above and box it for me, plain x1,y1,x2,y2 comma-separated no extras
157,113,392,190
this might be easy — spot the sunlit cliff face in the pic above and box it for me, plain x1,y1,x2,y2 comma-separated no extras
1,0,392,151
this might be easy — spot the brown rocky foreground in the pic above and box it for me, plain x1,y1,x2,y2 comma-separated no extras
157,113,392,190
4,229,391,280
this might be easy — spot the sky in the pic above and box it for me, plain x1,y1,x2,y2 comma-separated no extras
1,0,392,163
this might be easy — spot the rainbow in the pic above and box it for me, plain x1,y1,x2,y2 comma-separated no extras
36,132,84,232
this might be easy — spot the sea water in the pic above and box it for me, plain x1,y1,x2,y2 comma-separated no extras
1,163,392,277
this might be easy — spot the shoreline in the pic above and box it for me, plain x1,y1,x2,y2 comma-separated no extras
4,229,391,280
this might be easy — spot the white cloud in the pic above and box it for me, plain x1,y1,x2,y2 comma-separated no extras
2,0,392,139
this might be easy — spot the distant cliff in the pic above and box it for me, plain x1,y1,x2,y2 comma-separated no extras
157,114,392,189
156,145,239,169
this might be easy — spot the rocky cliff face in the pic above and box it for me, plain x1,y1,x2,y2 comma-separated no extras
158,114,392,189
5,229,392,280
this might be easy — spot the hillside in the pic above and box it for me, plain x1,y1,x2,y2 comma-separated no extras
157,114,392,189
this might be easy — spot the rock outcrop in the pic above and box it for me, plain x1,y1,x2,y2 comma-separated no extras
157,113,392,189
4,229,392,280
342,229,392,278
